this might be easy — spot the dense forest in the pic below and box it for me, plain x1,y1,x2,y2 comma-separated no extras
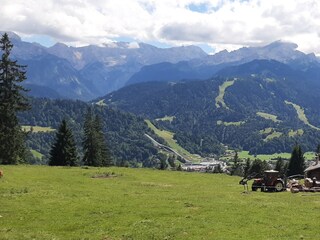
99,65,320,156
18,98,162,167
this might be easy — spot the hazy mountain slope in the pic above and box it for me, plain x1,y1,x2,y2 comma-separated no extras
126,41,320,86
3,31,207,100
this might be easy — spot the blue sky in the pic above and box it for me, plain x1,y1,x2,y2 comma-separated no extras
2,0,320,55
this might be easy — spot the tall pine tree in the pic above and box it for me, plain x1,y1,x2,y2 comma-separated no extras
0,33,30,164
82,108,113,167
287,144,305,176
49,119,78,166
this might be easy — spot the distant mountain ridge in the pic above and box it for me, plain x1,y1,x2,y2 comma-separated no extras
127,41,320,86
1,31,207,100
2,31,320,101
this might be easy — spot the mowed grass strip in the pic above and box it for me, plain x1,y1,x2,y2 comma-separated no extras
215,79,236,109
285,101,320,130
0,165,320,240
22,125,55,133
256,112,281,123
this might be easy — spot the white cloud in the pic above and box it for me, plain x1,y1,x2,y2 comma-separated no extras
1,0,320,54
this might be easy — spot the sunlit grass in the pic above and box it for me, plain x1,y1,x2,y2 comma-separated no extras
22,125,55,133
215,79,236,109
285,101,320,130
256,112,281,123
0,165,320,239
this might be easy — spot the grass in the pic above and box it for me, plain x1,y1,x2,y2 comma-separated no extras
259,128,273,134
145,120,202,162
30,149,43,159
285,101,320,130
1,165,320,240
217,120,245,126
22,125,55,133
288,129,304,137
215,79,236,109
155,116,176,123
256,112,281,123
237,151,315,161
263,131,283,141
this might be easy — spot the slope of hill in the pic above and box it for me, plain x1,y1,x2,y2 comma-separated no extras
18,98,161,167
98,60,320,156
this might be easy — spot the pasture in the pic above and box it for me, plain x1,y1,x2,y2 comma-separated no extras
0,165,320,239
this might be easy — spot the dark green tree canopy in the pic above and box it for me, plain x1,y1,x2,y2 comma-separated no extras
0,33,30,164
287,144,305,176
82,107,113,167
49,119,78,166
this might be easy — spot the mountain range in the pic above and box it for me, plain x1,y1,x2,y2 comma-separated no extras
5,31,320,102
97,58,320,155
4,31,206,100
5,31,320,157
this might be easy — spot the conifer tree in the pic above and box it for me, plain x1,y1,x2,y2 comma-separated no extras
94,115,113,166
243,158,251,178
287,144,305,176
49,119,78,166
231,151,243,176
0,33,30,164
82,108,113,167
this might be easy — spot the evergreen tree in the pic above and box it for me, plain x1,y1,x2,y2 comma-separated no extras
82,108,113,167
231,151,243,176
243,158,251,178
249,159,269,177
287,144,305,176
94,115,113,166
158,152,168,170
49,119,78,166
0,33,30,164
274,157,286,176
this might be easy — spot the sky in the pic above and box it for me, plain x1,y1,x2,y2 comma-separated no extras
2,0,320,54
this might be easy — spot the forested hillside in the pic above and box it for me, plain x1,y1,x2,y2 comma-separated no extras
18,98,160,167
99,60,320,156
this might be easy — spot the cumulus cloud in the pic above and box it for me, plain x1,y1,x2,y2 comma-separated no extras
1,0,320,54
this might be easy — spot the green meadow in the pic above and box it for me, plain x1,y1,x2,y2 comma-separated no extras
1,165,320,240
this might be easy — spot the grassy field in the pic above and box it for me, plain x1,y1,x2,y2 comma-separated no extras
216,120,245,126
30,149,43,159
256,112,281,123
237,151,315,161
145,120,202,162
1,165,320,240
215,79,235,109
285,101,320,131
155,116,176,123
22,125,55,133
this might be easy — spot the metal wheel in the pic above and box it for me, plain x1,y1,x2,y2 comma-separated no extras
274,181,284,192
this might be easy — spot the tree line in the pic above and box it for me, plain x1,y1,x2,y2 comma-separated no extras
230,143,312,177
0,33,112,167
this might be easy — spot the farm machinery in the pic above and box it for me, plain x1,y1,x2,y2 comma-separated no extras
239,170,286,192
240,169,320,193
251,170,286,192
